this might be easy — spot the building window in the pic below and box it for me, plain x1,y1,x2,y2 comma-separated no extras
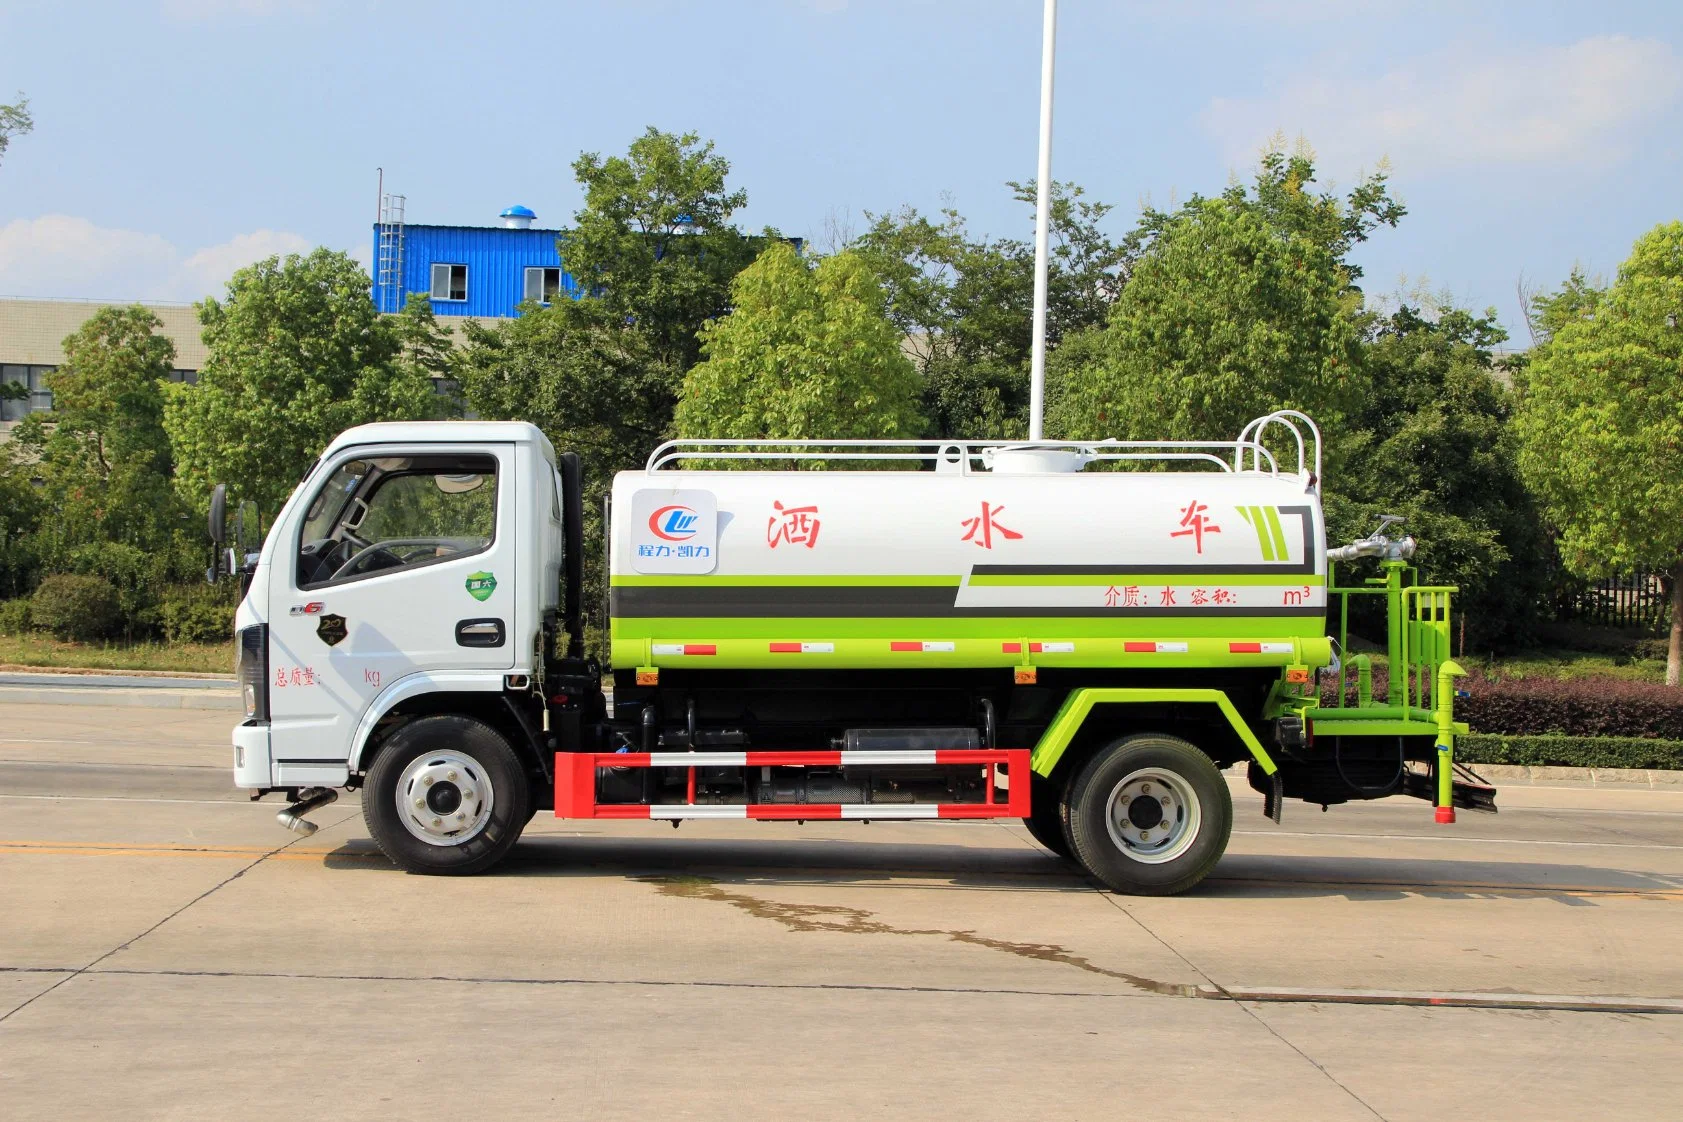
524,267,563,305
430,263,468,302
1,364,53,422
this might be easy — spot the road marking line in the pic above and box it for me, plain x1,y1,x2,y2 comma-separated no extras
1233,829,1683,851
0,794,256,806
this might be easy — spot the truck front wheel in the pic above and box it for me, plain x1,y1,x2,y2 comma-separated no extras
1064,733,1231,895
363,715,531,875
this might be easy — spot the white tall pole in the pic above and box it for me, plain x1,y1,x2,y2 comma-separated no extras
1027,0,1057,442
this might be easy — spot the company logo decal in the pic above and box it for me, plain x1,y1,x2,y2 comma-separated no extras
648,505,701,541
630,489,717,575
465,572,498,601
316,614,348,647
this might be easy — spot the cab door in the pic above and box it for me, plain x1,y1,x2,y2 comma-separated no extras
266,443,517,780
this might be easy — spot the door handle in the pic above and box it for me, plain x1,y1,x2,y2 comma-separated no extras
456,618,505,648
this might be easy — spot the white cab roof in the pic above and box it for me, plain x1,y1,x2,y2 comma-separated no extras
325,420,556,463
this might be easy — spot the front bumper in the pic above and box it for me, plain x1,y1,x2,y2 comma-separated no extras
232,721,272,788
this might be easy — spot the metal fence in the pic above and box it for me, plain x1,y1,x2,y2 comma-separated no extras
1554,571,1671,631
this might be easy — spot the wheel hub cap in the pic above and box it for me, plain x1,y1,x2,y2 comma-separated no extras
396,751,494,846
1103,768,1202,865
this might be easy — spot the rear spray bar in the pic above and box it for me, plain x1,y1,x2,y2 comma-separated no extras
554,749,1031,821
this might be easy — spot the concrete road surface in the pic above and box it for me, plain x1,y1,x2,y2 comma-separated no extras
1,700,1679,1121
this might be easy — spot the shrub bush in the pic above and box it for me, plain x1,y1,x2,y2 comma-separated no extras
0,597,32,636
1324,669,1683,739
66,541,167,637
158,583,236,645
30,574,122,640
1457,675,1683,739
1459,734,1683,771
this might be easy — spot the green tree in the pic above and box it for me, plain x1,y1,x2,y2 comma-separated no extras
850,181,1123,438
0,92,31,167
163,249,446,517
565,128,762,371
1331,304,1548,649
2,307,199,626
675,244,923,449
456,298,680,487
13,307,182,551
1516,222,1683,684
1049,196,1360,442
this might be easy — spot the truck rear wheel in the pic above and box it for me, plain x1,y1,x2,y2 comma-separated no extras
1064,733,1231,896
363,715,531,875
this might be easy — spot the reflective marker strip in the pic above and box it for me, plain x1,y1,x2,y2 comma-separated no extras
769,642,834,653
652,644,717,656
841,804,939,819
838,751,938,765
1126,641,1190,653
891,641,955,652
1002,642,1076,653
1230,642,1295,655
648,752,749,766
649,804,746,819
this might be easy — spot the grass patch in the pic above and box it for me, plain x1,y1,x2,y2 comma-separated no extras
0,633,234,675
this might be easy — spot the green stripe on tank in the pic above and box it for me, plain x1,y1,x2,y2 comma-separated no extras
1262,505,1291,560
1238,505,1275,560
612,574,963,587
966,572,1324,587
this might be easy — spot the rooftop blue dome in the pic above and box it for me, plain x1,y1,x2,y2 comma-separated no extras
501,205,535,218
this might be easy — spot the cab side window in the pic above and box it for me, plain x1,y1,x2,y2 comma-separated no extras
296,454,498,588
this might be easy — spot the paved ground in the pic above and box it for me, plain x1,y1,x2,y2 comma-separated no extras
2,700,1680,1120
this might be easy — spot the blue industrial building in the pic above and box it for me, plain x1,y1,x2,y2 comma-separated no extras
372,204,578,318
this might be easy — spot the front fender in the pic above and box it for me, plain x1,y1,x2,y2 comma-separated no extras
347,670,509,774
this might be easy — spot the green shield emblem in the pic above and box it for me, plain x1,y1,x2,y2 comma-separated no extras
465,572,497,602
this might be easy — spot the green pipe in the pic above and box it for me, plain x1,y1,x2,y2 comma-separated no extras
1434,659,1467,824
1353,654,1372,707
1385,561,1406,707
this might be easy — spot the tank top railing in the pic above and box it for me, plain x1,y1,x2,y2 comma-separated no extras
647,411,1322,486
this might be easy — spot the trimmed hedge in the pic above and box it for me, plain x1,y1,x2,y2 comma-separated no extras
1457,675,1683,740
1459,734,1683,771
1326,670,1683,740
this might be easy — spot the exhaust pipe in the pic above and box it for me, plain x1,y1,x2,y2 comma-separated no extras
277,787,339,836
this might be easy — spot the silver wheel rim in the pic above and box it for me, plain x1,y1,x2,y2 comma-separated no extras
395,750,495,847
1103,767,1202,865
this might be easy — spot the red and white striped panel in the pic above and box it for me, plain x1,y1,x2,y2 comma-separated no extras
1123,641,1190,654
651,644,717,656
1229,642,1295,655
890,641,955,652
555,749,1031,820
1001,642,1076,654
768,642,834,653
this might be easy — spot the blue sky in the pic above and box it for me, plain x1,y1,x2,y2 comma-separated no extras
2,0,1680,343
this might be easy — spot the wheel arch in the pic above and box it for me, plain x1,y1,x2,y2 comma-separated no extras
1029,687,1276,790
350,673,549,794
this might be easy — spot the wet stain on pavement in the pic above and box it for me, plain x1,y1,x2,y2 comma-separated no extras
646,874,1207,998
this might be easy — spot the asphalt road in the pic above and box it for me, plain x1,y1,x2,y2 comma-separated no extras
2,701,1680,1121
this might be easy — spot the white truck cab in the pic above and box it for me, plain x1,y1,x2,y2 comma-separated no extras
232,421,565,795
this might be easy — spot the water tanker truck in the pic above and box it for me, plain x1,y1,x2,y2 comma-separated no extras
223,410,1495,895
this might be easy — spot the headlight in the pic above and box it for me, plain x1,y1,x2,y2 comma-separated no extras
237,624,269,722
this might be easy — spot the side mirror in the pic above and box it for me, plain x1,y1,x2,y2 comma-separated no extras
208,484,228,545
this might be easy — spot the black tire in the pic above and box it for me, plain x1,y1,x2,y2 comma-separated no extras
1023,773,1074,859
1064,733,1231,896
363,715,531,875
